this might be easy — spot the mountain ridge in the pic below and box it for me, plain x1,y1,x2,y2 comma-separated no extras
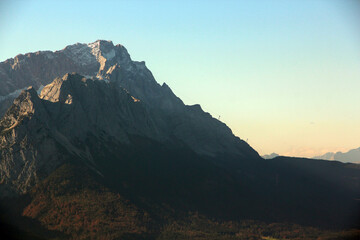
313,147,360,163
0,40,139,100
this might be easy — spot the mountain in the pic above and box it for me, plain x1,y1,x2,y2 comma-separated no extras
313,147,360,163
262,152,279,159
0,41,359,239
0,40,160,115
0,40,256,158
0,39,260,196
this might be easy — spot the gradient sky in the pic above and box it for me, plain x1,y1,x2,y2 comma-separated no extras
0,0,359,157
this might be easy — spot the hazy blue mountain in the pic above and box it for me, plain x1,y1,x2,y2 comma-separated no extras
313,147,360,163
262,153,279,159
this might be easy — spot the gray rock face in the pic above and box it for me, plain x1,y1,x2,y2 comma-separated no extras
0,73,161,195
0,40,183,116
0,41,260,196
0,87,64,195
0,40,124,111
38,73,164,143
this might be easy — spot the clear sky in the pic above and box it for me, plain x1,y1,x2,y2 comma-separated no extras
0,0,359,157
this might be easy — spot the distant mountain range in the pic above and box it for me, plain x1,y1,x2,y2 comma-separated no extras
0,40,359,239
262,148,360,164
262,153,279,159
313,147,360,163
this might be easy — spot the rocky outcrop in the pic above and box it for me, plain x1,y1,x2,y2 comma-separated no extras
0,87,63,195
0,40,124,112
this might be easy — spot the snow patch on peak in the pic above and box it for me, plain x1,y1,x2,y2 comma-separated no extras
64,43,96,65
88,41,101,57
87,40,100,48
87,39,113,49
87,40,116,61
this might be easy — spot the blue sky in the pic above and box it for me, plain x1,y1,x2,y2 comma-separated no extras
1,0,359,156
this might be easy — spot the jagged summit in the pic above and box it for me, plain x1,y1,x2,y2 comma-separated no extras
87,40,115,58
63,40,123,60
62,39,132,76
88,39,114,47
0,40,135,100
39,73,86,103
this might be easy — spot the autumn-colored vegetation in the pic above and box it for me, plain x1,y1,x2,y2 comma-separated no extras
158,214,360,240
8,163,358,240
22,164,153,240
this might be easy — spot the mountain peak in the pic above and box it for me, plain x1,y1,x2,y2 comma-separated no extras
87,40,116,60
0,86,42,138
262,153,280,159
88,39,114,48
62,72,86,81
25,86,38,96
61,40,129,70
39,73,91,103
0,40,135,101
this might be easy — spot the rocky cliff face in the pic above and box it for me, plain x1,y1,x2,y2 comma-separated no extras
0,67,259,195
0,40,128,96
0,71,171,195
0,40,168,108
0,87,63,195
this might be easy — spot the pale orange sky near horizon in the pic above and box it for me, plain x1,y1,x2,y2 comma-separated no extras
227,118,359,157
